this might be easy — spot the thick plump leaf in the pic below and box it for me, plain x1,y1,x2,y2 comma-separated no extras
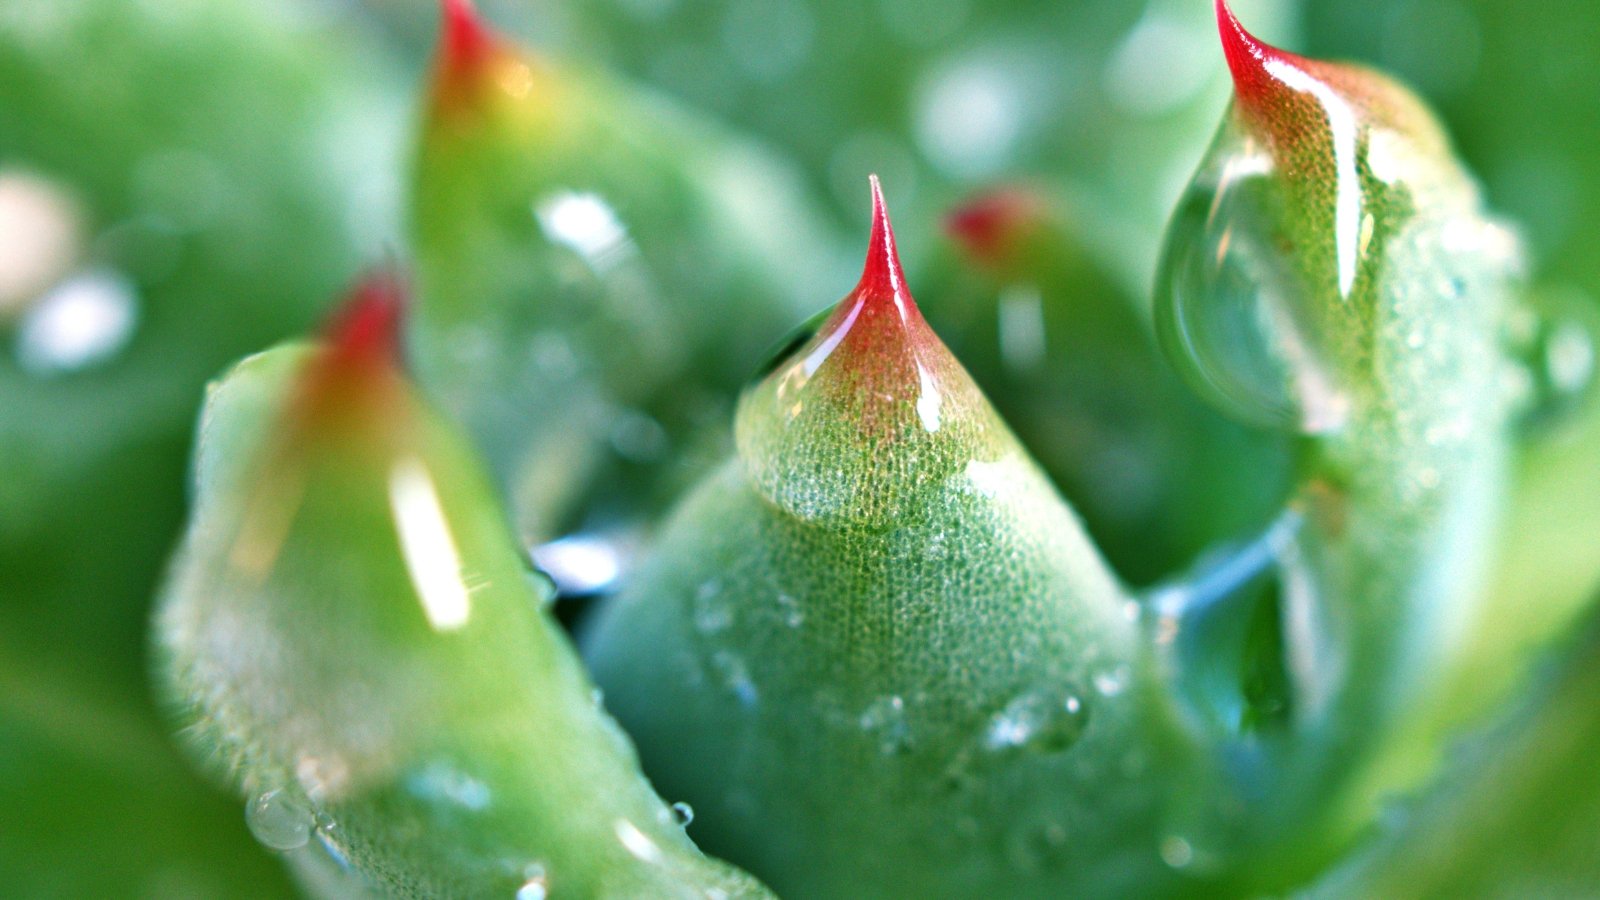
585,183,1191,897
153,281,770,898
1147,2,1530,878
409,0,843,541
930,185,1292,586
0,1,402,892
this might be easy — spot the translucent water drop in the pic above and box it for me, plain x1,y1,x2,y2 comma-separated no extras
693,581,733,634
859,695,912,755
1092,666,1129,698
982,689,1089,755
1155,125,1349,434
710,650,759,707
1514,298,1599,429
245,789,313,851
515,863,549,900
671,801,695,827
1160,835,1195,869
775,592,805,628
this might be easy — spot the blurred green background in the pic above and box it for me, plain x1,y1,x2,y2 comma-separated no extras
1,0,1596,895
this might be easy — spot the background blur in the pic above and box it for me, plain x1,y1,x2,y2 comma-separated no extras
1,0,1596,895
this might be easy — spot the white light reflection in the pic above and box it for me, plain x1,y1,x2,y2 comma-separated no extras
535,192,629,269
388,457,472,631
15,270,137,375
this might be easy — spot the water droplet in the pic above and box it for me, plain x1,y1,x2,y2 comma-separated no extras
1093,666,1130,698
775,593,805,628
515,863,549,900
1515,298,1599,429
1160,835,1195,869
710,650,759,707
859,695,912,755
982,689,1089,754
1155,126,1350,434
693,581,733,634
671,801,695,827
15,269,139,376
245,789,313,851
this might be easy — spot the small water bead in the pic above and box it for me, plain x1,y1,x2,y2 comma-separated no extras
1159,835,1195,869
710,650,759,707
515,863,549,900
671,801,695,827
245,789,314,851
859,695,912,755
1513,296,1600,429
982,689,1089,755
1092,666,1129,698
693,580,733,634
1155,124,1349,435
775,592,805,628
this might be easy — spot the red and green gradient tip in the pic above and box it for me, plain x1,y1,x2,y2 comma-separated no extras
430,0,540,115
292,269,410,428
797,174,946,385
1214,0,1438,148
944,187,1049,270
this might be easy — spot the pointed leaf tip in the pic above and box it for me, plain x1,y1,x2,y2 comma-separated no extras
440,0,496,74
322,269,408,374
859,175,908,301
1215,0,1284,106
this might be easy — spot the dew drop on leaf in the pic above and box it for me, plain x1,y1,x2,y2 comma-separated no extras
981,689,1089,755
1154,126,1349,435
245,789,313,851
515,863,549,900
859,695,912,755
671,801,695,827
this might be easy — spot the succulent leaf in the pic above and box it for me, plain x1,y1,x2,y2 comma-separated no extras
409,0,842,542
584,181,1186,897
1152,1,1527,871
153,277,770,898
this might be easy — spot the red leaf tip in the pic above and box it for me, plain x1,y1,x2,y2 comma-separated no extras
322,269,408,373
441,0,496,72
944,187,1047,268
1214,0,1302,109
859,174,909,301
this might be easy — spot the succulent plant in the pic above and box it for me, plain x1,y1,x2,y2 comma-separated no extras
7,0,1600,896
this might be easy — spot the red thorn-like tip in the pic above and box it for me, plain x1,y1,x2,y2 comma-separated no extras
860,174,908,300
1214,0,1311,111
944,187,1046,268
441,0,497,72
323,269,408,373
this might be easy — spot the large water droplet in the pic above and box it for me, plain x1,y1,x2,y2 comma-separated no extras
1155,127,1349,434
245,789,314,851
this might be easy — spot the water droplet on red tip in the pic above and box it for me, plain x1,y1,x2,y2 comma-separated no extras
322,269,408,374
